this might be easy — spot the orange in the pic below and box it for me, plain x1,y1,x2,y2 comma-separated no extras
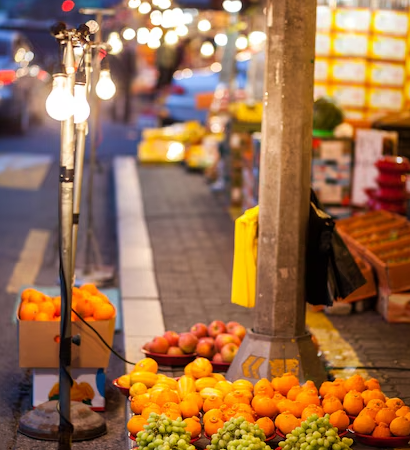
35,312,52,321
53,297,61,316
203,408,223,423
21,288,38,303
254,378,274,398
38,300,56,318
130,393,150,415
79,283,100,295
287,385,304,401
277,399,303,418
322,396,343,414
325,381,347,402
344,374,366,393
362,389,385,406
19,302,39,321
162,402,181,416
252,396,279,418
301,404,324,421
396,406,410,417
180,400,200,418
93,303,115,320
358,407,378,420
372,422,391,438
141,403,162,419
28,290,46,304
385,397,404,411
233,412,255,423
319,381,333,398
256,417,275,437
302,380,318,395
343,390,364,416
155,389,179,407
296,389,320,408
366,398,385,411
272,373,299,396
231,403,253,415
184,416,201,438
352,415,376,435
204,417,224,437
127,414,148,435
329,410,350,432
75,297,94,318
184,392,204,410
390,416,410,436
375,407,397,425
224,390,251,407
203,395,223,412
275,412,300,435
365,378,381,391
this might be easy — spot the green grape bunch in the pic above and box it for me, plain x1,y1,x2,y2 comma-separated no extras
206,416,267,450
136,412,195,450
278,414,354,450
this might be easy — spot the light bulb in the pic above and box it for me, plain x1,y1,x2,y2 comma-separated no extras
96,70,116,100
73,83,90,124
46,74,74,121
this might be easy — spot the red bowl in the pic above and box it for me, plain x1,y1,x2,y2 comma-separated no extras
112,378,130,396
265,433,276,442
353,431,410,447
210,361,231,372
141,348,197,366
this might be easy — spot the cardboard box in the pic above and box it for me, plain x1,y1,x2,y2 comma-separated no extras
32,368,106,411
377,289,410,323
18,313,116,368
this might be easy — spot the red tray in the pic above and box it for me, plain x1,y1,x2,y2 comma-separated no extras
353,431,410,448
112,378,130,396
141,348,196,366
211,361,231,372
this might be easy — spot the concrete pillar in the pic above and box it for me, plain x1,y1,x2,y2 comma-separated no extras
226,0,327,386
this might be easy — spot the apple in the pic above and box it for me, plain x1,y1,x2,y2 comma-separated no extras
163,330,179,347
149,336,169,354
178,332,198,354
226,321,241,334
230,324,247,341
196,338,216,359
167,346,184,356
190,322,208,339
198,336,215,345
220,343,239,363
207,320,227,338
215,333,237,352
212,352,223,363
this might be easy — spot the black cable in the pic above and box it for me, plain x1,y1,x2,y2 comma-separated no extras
71,308,138,366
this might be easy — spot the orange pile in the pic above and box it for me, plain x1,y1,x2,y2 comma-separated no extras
19,284,115,321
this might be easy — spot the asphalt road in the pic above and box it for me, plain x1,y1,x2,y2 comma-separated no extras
0,108,138,449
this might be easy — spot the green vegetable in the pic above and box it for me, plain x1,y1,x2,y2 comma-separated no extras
313,97,344,132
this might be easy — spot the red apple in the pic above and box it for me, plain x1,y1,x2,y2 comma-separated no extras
149,336,169,354
167,346,184,356
230,324,247,341
220,343,239,363
196,338,216,359
190,322,208,339
198,336,215,346
178,332,198,354
226,321,241,334
215,333,237,352
212,352,223,363
207,320,227,338
163,330,179,347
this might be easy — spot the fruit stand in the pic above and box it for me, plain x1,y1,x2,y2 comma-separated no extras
113,354,410,450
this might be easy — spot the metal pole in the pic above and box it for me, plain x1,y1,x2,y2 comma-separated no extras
72,43,92,274
226,0,327,385
58,37,75,450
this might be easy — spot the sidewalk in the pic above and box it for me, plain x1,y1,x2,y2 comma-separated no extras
113,156,410,446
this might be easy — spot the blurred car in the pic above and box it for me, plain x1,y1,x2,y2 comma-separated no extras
160,58,249,125
0,28,52,133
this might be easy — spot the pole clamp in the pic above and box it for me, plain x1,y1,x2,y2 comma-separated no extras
60,167,74,183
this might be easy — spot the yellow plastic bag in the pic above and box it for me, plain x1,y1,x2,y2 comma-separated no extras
231,205,259,308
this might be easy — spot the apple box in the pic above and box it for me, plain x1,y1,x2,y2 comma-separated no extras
17,311,116,368
32,368,106,411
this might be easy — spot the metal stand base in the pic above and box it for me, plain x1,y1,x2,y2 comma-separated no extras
75,265,115,287
225,328,328,387
18,400,107,441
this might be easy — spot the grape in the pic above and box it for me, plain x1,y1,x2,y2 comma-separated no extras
277,414,354,450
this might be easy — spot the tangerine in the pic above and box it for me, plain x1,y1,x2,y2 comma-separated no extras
287,385,304,401
372,422,391,438
141,403,162,419
184,416,201,438
28,290,46,304
272,373,299,396
130,393,150,414
322,396,343,414
254,378,274,398
301,404,324,421
329,410,350,432
93,302,115,320
184,392,204,410
365,378,381,391
79,283,100,295
343,390,364,416
203,395,223,412
35,312,51,321
20,288,38,302
180,399,200,418
396,406,410,417
353,414,376,435
344,374,366,393
256,417,275,437
252,396,279,418
38,300,56,318
275,412,300,435
295,389,320,408
127,414,148,435
203,408,223,423
375,407,397,425
390,416,410,436
366,398,385,411
19,302,39,320
75,297,94,318
385,397,405,411
52,297,61,316
362,389,386,406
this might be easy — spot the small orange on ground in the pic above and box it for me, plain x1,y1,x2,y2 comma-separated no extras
19,302,39,320
256,417,275,437
352,414,376,435
184,416,201,438
35,312,52,321
375,408,397,425
329,410,350,432
127,414,148,435
385,397,405,411
93,302,115,320
390,416,410,436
